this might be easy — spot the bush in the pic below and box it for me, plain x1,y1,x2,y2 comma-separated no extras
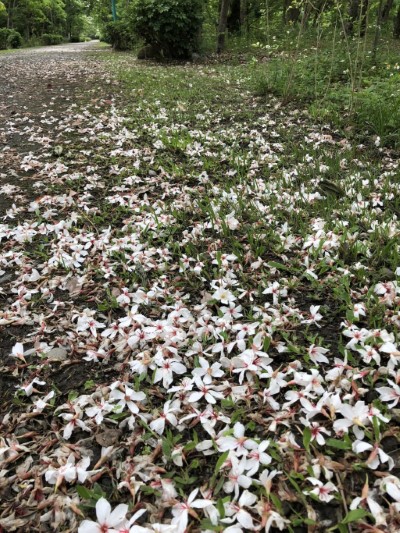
70,35,82,43
0,28,23,49
41,33,64,45
131,0,204,59
103,20,136,50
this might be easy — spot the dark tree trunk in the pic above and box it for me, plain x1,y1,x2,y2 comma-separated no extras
360,0,369,36
240,0,248,34
346,0,369,36
394,6,400,38
347,0,359,34
227,0,241,32
217,0,231,53
381,0,394,22
372,0,384,61
285,0,301,24
301,0,313,29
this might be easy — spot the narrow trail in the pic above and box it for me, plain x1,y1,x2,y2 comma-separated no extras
0,42,112,215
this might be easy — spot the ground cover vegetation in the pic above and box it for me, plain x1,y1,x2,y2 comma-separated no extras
0,0,400,532
1,44,400,531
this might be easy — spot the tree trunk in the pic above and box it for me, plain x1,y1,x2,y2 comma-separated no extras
285,0,301,24
240,0,247,33
347,0,359,34
381,0,394,22
346,0,369,36
372,0,383,61
360,0,369,36
217,0,231,53
394,6,400,38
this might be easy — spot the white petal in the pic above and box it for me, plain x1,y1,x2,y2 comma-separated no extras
95,497,111,524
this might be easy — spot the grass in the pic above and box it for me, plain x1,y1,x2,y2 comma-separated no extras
1,44,400,532
247,30,400,147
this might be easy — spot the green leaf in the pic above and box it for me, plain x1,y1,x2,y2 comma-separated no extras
162,438,172,458
372,416,381,441
268,261,291,272
76,486,93,500
174,475,197,485
318,179,345,197
214,474,226,496
214,451,229,475
341,508,368,524
303,427,312,453
326,438,351,450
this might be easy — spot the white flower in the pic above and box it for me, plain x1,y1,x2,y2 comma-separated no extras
245,441,271,476
350,481,386,526
18,377,46,396
188,376,224,404
45,453,77,487
307,344,329,365
109,385,146,415
376,380,400,407
352,440,394,470
75,309,105,337
263,281,287,305
153,356,186,388
150,400,180,435
171,488,213,533
10,342,26,362
78,497,128,533
212,286,236,304
223,456,253,499
217,422,254,456
192,356,224,384
222,490,257,529
303,305,323,325
333,401,370,439
33,390,55,412
225,212,240,230
384,480,400,511
305,477,338,502
353,302,366,319
258,469,281,494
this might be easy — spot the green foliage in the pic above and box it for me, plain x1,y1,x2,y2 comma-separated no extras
41,33,64,45
250,35,400,148
131,0,204,59
0,28,22,49
103,20,136,50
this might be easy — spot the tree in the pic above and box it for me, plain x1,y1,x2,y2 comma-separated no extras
217,0,230,52
347,0,369,36
394,3,400,36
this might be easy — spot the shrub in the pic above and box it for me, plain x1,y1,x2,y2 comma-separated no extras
7,29,22,48
70,35,82,43
41,33,64,45
131,0,204,59
0,28,23,49
103,20,136,50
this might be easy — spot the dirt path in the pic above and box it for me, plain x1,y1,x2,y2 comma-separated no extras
0,41,118,410
0,41,112,216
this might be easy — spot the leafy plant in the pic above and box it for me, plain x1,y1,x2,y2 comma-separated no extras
103,20,136,51
0,28,23,49
131,0,204,59
41,33,64,45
